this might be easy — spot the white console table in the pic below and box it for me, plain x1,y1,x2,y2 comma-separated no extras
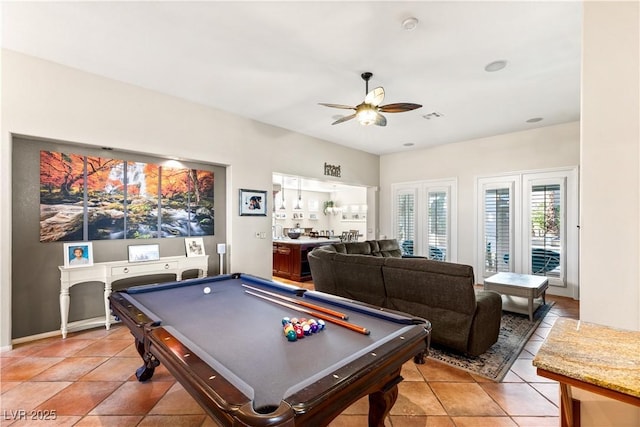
58,255,208,338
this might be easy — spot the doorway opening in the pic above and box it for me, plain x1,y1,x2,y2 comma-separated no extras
271,173,371,241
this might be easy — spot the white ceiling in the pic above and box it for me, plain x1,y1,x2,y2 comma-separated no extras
1,1,582,156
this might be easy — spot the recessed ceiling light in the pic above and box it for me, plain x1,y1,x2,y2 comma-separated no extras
526,117,543,123
402,17,419,31
484,60,508,72
403,143,415,147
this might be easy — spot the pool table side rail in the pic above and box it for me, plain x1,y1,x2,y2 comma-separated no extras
109,292,156,341
304,290,428,324
125,273,306,296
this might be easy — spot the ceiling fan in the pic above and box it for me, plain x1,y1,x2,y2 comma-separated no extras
319,72,422,126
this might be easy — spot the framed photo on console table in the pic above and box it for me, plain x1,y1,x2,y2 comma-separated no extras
128,244,160,262
63,242,94,268
239,189,267,216
185,237,206,257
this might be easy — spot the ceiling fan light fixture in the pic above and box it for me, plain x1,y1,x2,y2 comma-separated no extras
356,104,378,126
320,71,420,127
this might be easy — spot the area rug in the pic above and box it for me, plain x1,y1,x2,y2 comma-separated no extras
428,302,554,382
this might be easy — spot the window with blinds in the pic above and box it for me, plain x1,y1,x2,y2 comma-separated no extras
484,187,511,273
395,192,415,255
427,191,447,260
392,180,456,261
530,184,562,278
477,169,576,288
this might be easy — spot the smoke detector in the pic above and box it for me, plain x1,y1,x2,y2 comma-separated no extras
402,17,419,31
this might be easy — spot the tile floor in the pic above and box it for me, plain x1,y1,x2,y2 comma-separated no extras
1,285,578,427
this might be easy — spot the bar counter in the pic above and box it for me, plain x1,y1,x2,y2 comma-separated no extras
273,238,340,281
533,318,640,426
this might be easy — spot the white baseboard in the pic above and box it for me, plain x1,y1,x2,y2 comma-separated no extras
9,316,110,348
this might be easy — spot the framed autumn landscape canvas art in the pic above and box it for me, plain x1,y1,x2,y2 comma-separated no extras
39,150,214,242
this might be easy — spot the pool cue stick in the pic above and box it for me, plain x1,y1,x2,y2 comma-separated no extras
244,290,370,335
241,284,349,320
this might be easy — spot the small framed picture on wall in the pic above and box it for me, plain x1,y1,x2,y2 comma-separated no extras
239,189,267,216
63,242,94,268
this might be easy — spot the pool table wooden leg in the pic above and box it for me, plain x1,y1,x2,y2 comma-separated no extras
368,372,403,427
413,332,432,364
134,337,159,382
413,347,430,364
413,322,431,365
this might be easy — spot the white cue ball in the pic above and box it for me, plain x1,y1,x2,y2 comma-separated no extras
203,286,211,294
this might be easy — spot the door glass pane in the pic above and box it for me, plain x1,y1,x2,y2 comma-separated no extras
396,192,415,255
427,191,447,261
530,184,562,278
484,188,510,273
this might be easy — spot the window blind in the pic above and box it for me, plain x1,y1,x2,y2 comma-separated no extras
530,184,562,278
484,188,510,273
427,191,447,260
396,192,415,255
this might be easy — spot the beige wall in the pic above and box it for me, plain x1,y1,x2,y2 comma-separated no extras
0,50,380,348
580,0,640,330
579,1,639,425
380,121,580,285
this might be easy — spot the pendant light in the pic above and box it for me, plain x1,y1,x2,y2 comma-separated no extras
279,175,286,210
294,177,302,210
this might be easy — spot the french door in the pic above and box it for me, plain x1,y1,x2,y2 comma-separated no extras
392,179,457,261
477,168,578,288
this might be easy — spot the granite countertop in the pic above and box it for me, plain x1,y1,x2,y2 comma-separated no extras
273,237,341,245
533,318,640,398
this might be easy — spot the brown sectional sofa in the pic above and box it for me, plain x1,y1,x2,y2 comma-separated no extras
308,239,502,356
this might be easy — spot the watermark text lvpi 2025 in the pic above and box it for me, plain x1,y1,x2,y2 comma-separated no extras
3,410,57,421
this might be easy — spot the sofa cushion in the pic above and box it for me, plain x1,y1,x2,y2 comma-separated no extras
330,253,387,307
382,258,476,313
344,242,373,255
368,240,382,256
307,248,338,294
330,243,347,254
376,239,403,257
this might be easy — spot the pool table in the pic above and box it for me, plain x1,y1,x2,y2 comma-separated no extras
109,273,431,427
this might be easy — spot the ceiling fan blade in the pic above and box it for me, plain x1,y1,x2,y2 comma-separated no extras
318,103,356,110
373,112,387,127
379,103,423,113
331,114,357,125
364,87,385,106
